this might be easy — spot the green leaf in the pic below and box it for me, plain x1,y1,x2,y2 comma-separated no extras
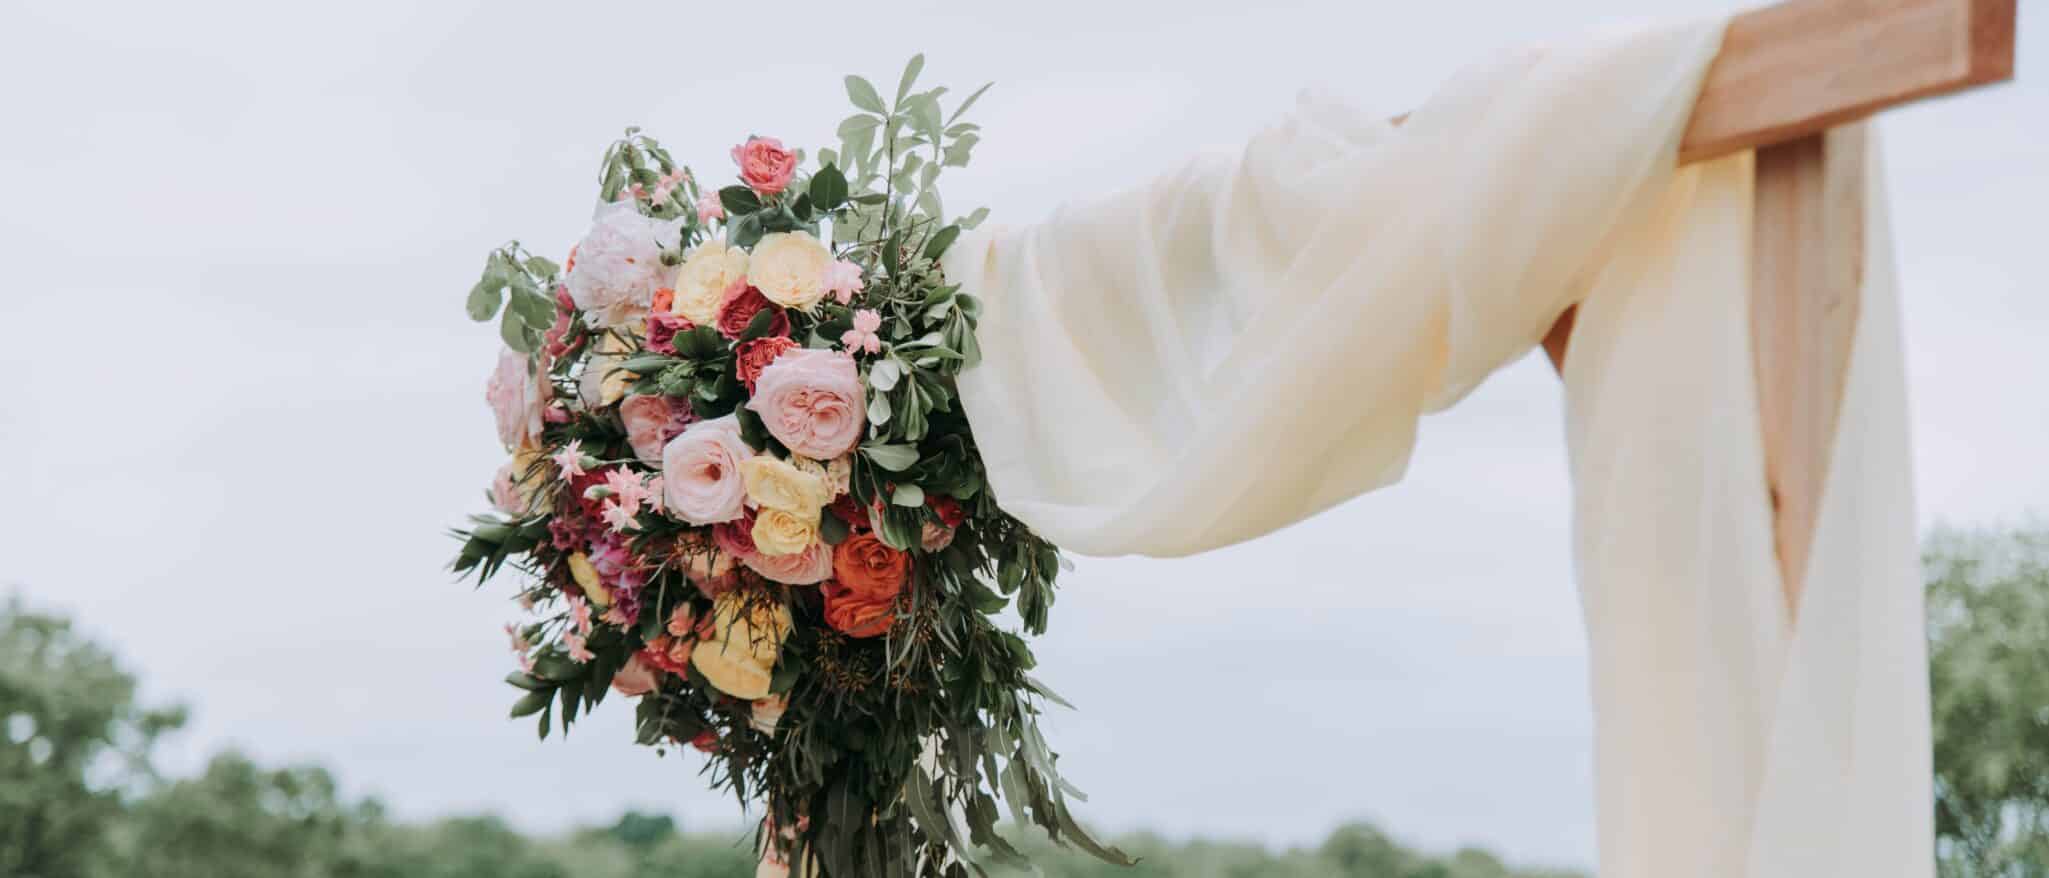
867,391,892,426
719,185,762,216
844,75,886,113
923,225,962,260
895,54,925,104
466,279,504,322
868,358,902,391
509,690,551,718
890,483,925,507
809,164,849,211
860,443,920,471
819,510,850,545
499,309,532,353
949,82,994,124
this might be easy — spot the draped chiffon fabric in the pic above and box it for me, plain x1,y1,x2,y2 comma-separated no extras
943,15,1933,877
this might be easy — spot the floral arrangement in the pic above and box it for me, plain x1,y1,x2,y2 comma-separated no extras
451,58,1128,877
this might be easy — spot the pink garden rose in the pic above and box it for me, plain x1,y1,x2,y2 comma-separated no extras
660,415,754,525
486,348,545,451
741,539,834,586
563,201,682,328
745,348,865,459
731,136,798,196
620,394,695,463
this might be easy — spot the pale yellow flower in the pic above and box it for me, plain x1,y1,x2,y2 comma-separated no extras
566,553,611,607
747,231,831,310
751,508,819,557
672,240,750,324
740,456,831,515
691,592,792,700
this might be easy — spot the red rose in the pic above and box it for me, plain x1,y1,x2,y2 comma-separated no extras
734,337,800,392
645,312,692,355
928,495,965,527
716,284,790,340
689,729,719,752
828,494,869,530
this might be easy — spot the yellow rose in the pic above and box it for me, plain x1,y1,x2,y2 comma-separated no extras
510,443,553,514
672,240,749,324
747,231,831,310
789,455,851,497
578,333,639,408
566,552,611,607
751,508,819,557
691,592,792,700
741,456,831,515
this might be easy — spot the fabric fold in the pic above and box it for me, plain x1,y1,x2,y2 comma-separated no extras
948,15,1932,877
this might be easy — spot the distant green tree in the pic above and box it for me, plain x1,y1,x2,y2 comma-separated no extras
0,596,183,878
1926,527,2049,877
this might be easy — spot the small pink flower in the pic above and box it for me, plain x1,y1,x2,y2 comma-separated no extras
840,308,883,355
604,468,652,512
601,500,639,532
569,594,593,635
564,632,595,663
823,259,865,305
552,440,588,481
696,191,725,223
731,136,798,196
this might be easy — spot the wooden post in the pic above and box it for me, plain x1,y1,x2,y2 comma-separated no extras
1750,125,1868,616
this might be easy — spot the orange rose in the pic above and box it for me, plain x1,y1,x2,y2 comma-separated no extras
825,534,908,638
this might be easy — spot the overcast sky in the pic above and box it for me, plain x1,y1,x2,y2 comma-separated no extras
2,0,2042,870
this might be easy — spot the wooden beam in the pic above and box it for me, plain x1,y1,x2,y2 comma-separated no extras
1680,0,2016,164
1750,125,1868,616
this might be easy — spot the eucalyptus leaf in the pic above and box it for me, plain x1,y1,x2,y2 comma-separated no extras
895,54,925,104
466,279,504,322
844,75,886,113
860,443,920,471
869,358,902,391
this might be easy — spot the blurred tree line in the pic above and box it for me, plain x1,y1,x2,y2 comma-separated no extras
3,525,2044,877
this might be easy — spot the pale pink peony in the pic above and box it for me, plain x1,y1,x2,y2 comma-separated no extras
731,136,798,196
564,202,683,328
660,416,754,524
620,394,695,463
490,461,525,515
741,539,834,586
486,348,545,451
611,653,661,696
745,348,865,459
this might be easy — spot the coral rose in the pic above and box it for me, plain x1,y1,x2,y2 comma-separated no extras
824,534,908,638
716,283,791,340
731,136,798,196
747,231,832,310
733,336,799,392
745,348,865,459
671,241,749,324
660,416,754,525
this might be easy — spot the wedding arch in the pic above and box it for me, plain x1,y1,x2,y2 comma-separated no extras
454,0,2020,874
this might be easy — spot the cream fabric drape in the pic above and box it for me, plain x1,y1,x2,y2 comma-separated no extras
943,15,1932,878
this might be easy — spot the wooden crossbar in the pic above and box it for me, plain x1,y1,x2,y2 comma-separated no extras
1527,0,2015,613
